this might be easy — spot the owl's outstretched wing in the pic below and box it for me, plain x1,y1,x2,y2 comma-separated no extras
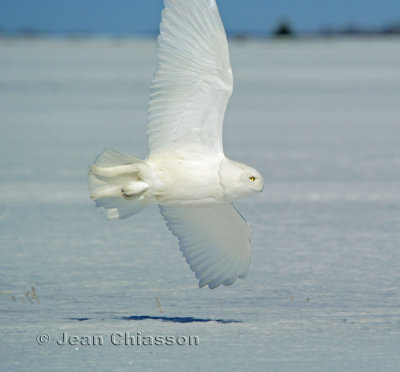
159,203,251,289
147,0,233,157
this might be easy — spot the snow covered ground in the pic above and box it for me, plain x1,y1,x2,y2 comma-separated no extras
1,37,400,371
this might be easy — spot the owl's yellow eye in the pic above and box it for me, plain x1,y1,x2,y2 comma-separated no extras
249,176,256,182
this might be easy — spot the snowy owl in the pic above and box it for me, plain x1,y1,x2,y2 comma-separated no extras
88,0,263,289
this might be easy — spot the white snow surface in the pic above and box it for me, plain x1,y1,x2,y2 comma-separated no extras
1,37,400,371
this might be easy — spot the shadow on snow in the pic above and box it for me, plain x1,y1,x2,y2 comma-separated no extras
68,315,241,324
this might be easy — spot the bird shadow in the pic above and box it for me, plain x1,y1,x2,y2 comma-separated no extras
68,315,241,324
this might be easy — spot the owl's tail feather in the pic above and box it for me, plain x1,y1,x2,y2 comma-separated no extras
88,148,151,220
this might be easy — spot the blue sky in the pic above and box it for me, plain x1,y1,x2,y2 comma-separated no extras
1,0,399,36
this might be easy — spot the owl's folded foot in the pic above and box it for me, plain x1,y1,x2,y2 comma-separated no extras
121,181,149,199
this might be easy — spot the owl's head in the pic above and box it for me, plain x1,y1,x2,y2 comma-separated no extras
219,158,264,200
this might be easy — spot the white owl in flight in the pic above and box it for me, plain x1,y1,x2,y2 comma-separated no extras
88,0,263,289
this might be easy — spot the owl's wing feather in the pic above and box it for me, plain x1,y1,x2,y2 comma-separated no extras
159,203,250,289
147,0,233,156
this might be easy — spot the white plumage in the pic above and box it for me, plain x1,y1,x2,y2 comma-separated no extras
147,0,232,156
88,0,263,289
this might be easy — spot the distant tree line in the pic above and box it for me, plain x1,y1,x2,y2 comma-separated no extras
1,20,400,39
272,20,400,38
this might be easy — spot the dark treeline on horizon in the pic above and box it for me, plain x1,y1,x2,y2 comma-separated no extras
1,20,400,39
